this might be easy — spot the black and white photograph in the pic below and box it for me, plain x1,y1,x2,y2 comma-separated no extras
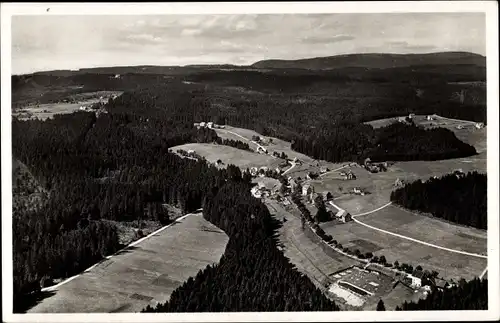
1,2,499,322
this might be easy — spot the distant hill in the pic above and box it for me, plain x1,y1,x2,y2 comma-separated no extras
251,52,486,70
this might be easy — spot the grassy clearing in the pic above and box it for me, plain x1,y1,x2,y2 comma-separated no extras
215,126,346,179
265,200,359,291
321,221,487,281
357,205,487,254
27,213,228,313
171,143,282,170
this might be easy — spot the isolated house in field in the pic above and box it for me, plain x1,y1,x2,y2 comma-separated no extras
408,113,415,119
475,122,485,129
426,115,434,121
257,146,268,154
320,167,329,174
250,167,258,176
353,187,365,196
275,167,282,174
328,201,352,223
456,125,464,130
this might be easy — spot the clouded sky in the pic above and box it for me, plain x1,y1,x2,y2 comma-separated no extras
12,13,486,74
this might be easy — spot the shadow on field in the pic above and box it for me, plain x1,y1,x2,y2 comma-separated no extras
14,290,56,313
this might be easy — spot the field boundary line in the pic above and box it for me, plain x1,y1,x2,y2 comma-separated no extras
351,208,487,259
41,212,195,292
479,266,488,279
351,202,393,217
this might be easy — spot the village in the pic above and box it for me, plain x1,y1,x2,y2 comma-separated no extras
165,117,486,310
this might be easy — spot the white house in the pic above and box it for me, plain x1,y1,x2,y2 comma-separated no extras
407,272,424,288
302,184,314,196
475,122,484,129
426,115,434,121
207,122,214,129
200,122,206,128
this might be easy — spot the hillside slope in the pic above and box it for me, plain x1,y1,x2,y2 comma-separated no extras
251,52,486,70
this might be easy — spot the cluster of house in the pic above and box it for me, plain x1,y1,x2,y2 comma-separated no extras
193,121,225,129
364,158,388,173
401,271,451,292
249,166,273,177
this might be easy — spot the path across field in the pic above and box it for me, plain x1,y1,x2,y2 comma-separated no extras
352,203,487,259
28,213,228,313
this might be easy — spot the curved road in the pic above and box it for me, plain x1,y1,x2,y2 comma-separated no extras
351,203,487,259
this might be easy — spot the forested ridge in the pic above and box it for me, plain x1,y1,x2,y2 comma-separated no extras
12,82,336,312
143,182,339,312
396,278,487,310
391,172,487,229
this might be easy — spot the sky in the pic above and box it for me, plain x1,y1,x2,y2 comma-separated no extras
11,13,486,75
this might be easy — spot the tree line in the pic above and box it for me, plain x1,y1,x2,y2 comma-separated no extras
11,82,337,312
391,172,487,229
396,278,487,310
143,181,339,312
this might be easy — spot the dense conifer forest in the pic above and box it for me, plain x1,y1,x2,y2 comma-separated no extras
396,278,488,310
12,62,486,312
142,182,339,312
391,172,487,229
12,82,336,312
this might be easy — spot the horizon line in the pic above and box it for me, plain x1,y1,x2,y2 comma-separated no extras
13,50,486,76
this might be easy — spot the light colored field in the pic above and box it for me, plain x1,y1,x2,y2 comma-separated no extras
27,213,228,313
321,220,487,281
215,126,346,179
171,143,282,171
13,101,99,121
357,205,487,255
12,91,123,121
265,200,359,290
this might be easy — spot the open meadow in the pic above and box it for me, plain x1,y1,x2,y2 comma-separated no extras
265,200,359,292
171,142,282,171
27,213,228,313
215,126,346,178
12,91,123,120
321,219,486,281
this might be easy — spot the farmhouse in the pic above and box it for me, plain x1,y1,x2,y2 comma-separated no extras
257,146,268,154
328,201,352,223
394,178,405,188
426,115,435,121
353,187,365,196
199,122,206,128
406,271,424,288
207,122,214,129
341,170,356,180
475,122,484,129
302,184,314,196
250,167,259,176
320,167,329,174
408,113,415,119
